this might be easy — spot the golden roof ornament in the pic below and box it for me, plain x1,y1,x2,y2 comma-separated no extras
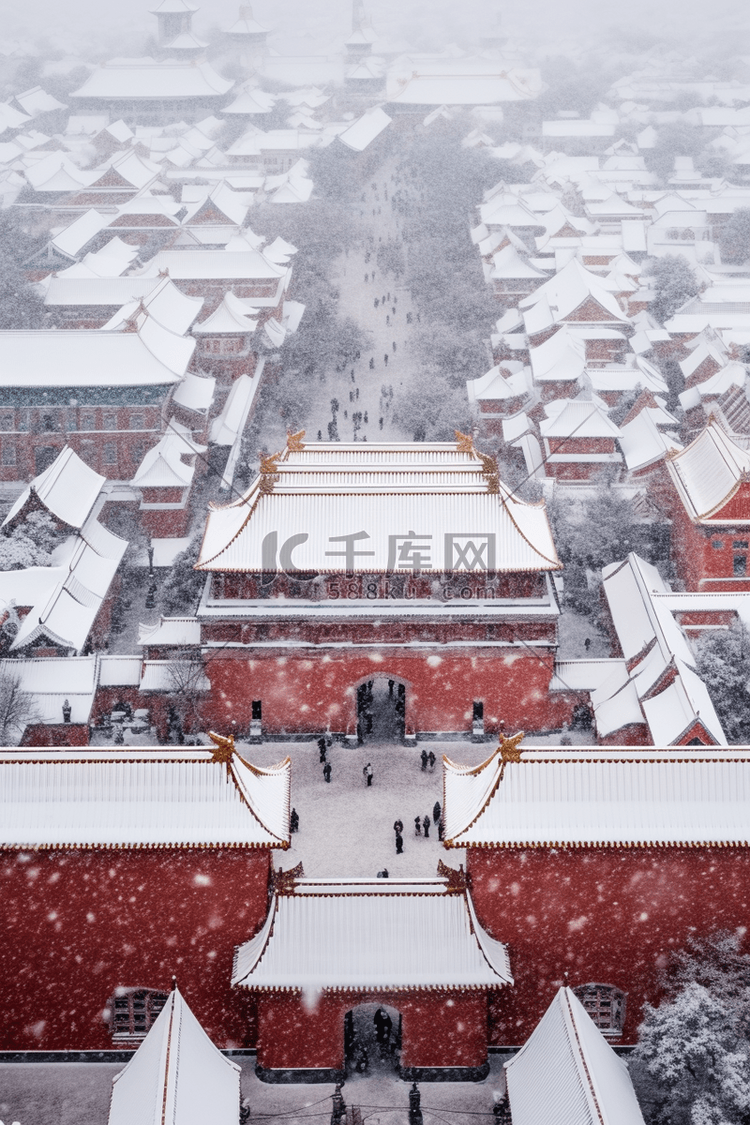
260,451,282,475
498,731,525,779
286,429,306,452
455,430,475,455
500,730,525,762
208,730,235,763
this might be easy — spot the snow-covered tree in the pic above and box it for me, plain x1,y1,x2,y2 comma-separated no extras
0,670,40,744
160,535,205,615
645,255,702,324
0,510,59,571
631,933,750,1125
695,622,750,744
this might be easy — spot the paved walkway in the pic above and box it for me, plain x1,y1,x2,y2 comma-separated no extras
304,160,424,447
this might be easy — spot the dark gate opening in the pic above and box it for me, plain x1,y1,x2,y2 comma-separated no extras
356,679,405,743
344,1003,402,1076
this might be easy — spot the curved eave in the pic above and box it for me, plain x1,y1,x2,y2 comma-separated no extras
0,839,282,851
236,982,507,992
231,753,292,848
444,838,750,849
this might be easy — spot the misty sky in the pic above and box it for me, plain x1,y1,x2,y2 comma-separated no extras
3,0,748,62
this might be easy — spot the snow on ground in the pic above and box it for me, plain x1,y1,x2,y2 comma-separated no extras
0,1052,513,1125
242,739,460,878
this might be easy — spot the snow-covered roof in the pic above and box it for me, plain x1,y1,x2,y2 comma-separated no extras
618,411,682,474
0,656,98,726
386,59,542,105
528,326,587,384
173,372,215,414
49,209,112,259
520,259,630,335
108,986,240,1125
0,325,187,387
192,291,259,334
102,275,204,335
597,553,726,745
505,987,646,1125
0,749,291,849
233,879,512,991
541,397,620,439
666,417,750,523
338,106,392,152
2,446,105,531
197,437,561,574
71,59,233,102
223,87,275,115
443,746,750,848
208,371,260,452
2,515,128,654
138,249,285,281
138,615,200,647
132,424,206,489
99,654,143,687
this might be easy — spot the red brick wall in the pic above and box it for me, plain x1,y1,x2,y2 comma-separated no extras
256,990,489,1070
0,848,271,1050
202,648,559,737
467,846,750,1045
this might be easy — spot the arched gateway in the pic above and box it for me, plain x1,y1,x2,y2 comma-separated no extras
195,435,563,741
233,871,512,1082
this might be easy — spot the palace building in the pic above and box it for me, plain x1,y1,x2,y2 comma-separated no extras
442,740,750,1046
0,746,290,1051
195,434,564,742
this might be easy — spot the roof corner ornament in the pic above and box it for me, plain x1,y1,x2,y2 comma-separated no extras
477,450,500,494
208,729,235,763
437,858,468,893
286,429,306,452
455,429,475,455
500,730,525,762
259,449,282,494
272,861,304,895
498,730,525,780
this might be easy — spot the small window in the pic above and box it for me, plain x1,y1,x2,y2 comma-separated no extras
473,700,484,722
733,555,747,577
67,409,77,432
573,983,626,1037
732,540,748,550
252,700,262,721
81,412,96,431
104,412,118,431
103,442,118,465
2,441,16,466
0,413,13,431
711,539,724,550
107,987,168,1042
130,413,145,430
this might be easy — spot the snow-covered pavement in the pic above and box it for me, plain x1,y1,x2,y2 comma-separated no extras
240,739,465,879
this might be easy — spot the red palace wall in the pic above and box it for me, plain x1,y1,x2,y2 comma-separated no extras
0,848,271,1051
202,648,564,737
467,846,750,1045
671,505,750,592
255,990,489,1071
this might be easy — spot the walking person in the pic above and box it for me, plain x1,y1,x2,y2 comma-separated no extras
363,762,373,787
290,807,299,832
423,815,430,838
395,831,403,855
393,819,404,835
420,748,428,771
433,801,441,825
323,761,332,783
414,815,422,836
428,751,436,770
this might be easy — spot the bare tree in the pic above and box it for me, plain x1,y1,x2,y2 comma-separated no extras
165,652,208,736
0,671,40,745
